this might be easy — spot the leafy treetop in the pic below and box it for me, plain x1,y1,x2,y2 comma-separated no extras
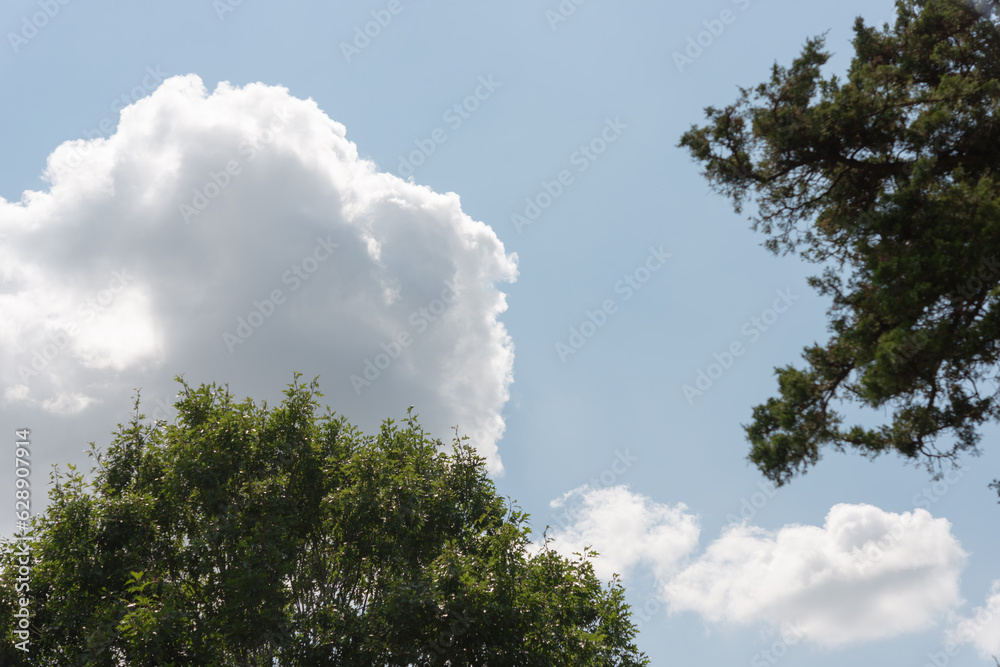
0,375,649,666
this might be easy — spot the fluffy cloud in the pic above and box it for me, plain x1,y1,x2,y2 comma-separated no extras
544,488,969,647
543,485,700,582
947,579,1000,659
664,503,967,646
0,75,516,471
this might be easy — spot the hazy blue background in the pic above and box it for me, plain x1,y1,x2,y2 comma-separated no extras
2,1,998,664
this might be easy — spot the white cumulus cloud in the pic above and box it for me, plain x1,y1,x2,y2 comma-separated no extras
0,74,517,471
543,487,970,648
542,485,700,582
947,579,1000,659
663,503,967,646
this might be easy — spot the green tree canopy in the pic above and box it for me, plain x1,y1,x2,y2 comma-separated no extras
679,0,1000,492
0,376,648,666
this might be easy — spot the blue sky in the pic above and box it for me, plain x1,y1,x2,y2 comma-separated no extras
2,0,1000,663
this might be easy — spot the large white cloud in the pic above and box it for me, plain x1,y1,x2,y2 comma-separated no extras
0,74,517,471
947,579,1000,659
664,503,967,646
542,485,700,582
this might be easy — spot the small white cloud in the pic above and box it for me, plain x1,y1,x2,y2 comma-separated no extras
663,503,967,646
947,579,1000,659
542,485,700,582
